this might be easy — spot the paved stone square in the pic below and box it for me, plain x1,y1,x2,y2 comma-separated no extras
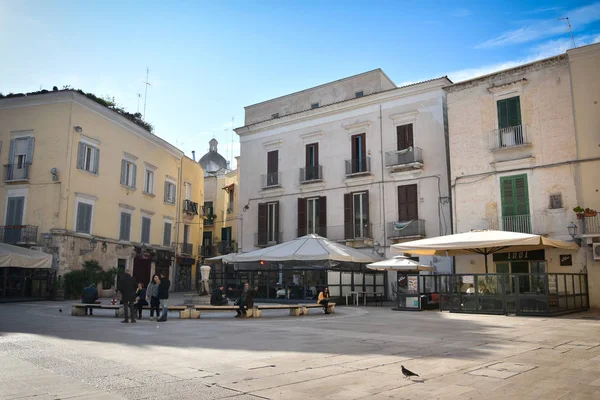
2,297,600,399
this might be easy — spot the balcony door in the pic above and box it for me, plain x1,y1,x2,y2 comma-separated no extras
344,191,369,239
497,96,523,146
500,174,530,233
4,196,24,244
351,133,366,173
297,197,327,237
305,143,319,180
397,184,418,222
396,124,414,150
267,150,279,186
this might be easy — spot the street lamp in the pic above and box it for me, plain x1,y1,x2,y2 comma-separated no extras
101,241,108,253
89,237,98,251
567,222,582,246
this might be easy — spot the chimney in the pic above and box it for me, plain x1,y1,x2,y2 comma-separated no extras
191,150,196,161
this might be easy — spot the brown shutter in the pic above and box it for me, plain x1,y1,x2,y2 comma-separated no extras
258,202,267,245
314,143,319,167
297,197,307,237
364,190,370,237
344,193,353,239
305,144,311,168
406,124,414,148
318,196,327,237
397,124,414,150
398,186,407,221
267,150,278,174
398,184,418,221
361,134,366,160
274,201,280,242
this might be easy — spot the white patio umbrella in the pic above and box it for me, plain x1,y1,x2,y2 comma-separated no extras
204,253,238,263
232,234,383,263
391,230,579,272
367,255,434,272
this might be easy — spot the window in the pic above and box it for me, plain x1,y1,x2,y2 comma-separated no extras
164,181,176,204
204,201,214,225
500,174,531,233
397,184,418,221
227,186,234,212
120,160,137,188
141,216,151,244
304,143,320,181
266,150,279,187
257,201,279,245
119,212,131,241
7,137,34,180
144,169,154,194
549,194,563,209
349,133,367,174
355,91,364,98
344,191,369,239
311,103,319,109
75,201,94,234
396,124,414,151
183,224,190,244
497,96,524,146
297,197,327,237
185,182,192,201
163,221,172,247
77,142,99,174
271,113,279,119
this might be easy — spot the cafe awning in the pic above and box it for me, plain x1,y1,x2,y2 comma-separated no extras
0,243,52,269
367,256,434,272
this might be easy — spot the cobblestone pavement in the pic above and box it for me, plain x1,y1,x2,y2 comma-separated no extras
2,298,600,399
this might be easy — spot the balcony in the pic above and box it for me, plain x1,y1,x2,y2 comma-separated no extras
387,220,425,239
255,231,283,247
297,226,328,237
227,201,234,214
299,165,323,184
200,245,214,258
489,125,530,150
584,215,600,234
261,172,281,189
3,163,31,182
0,225,38,244
385,147,423,172
181,242,193,255
345,157,371,177
218,241,236,255
183,199,199,215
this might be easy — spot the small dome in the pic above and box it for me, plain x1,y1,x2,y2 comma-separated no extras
199,139,229,175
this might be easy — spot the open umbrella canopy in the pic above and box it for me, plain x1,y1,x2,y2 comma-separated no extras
0,242,52,269
391,230,578,272
204,253,238,264
367,255,435,272
232,234,383,263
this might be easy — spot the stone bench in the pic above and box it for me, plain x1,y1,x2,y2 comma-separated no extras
254,304,304,317
71,303,120,316
193,305,248,318
301,303,336,315
136,305,190,319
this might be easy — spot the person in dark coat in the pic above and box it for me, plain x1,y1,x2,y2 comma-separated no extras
157,272,170,322
81,284,99,316
117,270,137,323
134,283,148,320
236,282,256,318
211,284,229,306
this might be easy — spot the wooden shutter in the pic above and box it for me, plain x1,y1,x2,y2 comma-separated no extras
500,177,515,217
297,198,307,237
274,201,280,242
93,148,100,174
77,143,85,170
131,164,137,188
164,182,169,202
398,184,418,221
344,193,353,239
142,217,151,243
507,97,521,127
163,222,172,247
119,213,126,240
363,190,370,237
183,225,190,244
514,175,529,216
8,139,16,166
396,124,414,150
267,150,278,174
257,202,267,245
77,203,91,233
318,196,327,237
120,160,127,185
26,137,35,163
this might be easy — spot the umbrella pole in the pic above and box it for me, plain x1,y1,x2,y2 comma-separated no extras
484,249,488,274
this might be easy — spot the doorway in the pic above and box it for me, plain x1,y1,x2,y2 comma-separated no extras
133,257,151,286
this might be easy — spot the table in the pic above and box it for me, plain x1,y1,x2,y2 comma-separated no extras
345,291,385,306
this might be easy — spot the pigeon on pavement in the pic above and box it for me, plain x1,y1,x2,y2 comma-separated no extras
59,309,62,313
401,365,419,380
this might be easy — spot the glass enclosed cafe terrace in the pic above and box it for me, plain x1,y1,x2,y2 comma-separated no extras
207,231,588,317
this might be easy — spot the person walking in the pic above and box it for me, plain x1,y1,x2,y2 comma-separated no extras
117,270,137,323
157,272,170,322
81,283,99,316
146,274,161,321
317,287,331,314
135,283,148,320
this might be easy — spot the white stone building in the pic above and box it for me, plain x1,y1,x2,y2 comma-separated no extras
235,69,454,293
445,54,584,276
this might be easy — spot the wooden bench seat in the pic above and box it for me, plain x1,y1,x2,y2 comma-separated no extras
255,304,303,317
71,303,120,316
301,303,336,314
136,305,189,318
192,304,249,318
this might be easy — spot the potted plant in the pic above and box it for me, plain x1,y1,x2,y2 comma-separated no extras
99,267,118,298
584,208,598,217
573,206,585,219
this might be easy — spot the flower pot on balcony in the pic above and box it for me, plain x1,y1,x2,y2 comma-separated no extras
576,213,584,219
584,211,597,217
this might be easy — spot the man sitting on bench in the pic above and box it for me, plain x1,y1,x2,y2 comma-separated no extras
82,283,99,316
211,284,229,306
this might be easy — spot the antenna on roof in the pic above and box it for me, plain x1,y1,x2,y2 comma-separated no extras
558,17,576,49
136,93,141,113
142,67,152,119
230,117,234,168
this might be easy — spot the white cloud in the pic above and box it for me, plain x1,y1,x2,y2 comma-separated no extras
476,2,600,48
450,34,600,82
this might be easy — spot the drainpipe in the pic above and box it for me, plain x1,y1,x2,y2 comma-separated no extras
174,157,183,283
379,105,387,255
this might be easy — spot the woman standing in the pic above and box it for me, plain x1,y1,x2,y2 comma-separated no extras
317,287,331,314
146,274,161,321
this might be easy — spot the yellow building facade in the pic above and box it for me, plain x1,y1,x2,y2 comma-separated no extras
0,91,204,296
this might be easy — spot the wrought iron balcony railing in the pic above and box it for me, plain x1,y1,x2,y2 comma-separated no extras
489,125,529,150
183,200,199,215
345,157,371,176
0,225,38,244
387,220,425,238
3,163,31,182
261,172,281,189
299,165,323,183
181,242,193,255
385,147,423,168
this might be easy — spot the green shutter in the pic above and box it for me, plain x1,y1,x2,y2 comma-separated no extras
514,175,529,215
500,177,514,217
497,96,521,129
500,174,529,217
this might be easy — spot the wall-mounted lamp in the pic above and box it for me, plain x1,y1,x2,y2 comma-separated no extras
567,222,582,246
89,237,98,251
101,241,108,253
243,203,249,212
373,241,385,257
74,126,83,132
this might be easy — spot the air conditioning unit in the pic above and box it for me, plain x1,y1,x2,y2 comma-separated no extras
594,243,600,261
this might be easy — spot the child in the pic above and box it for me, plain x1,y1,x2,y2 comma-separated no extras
135,283,148,320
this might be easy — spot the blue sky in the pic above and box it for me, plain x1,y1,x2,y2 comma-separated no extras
1,1,599,168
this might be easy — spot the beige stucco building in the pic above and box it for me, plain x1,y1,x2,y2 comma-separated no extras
0,90,204,297
567,43,600,307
